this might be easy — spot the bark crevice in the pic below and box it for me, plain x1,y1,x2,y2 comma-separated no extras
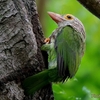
0,0,53,99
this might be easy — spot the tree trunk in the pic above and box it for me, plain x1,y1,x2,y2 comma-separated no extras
0,0,53,100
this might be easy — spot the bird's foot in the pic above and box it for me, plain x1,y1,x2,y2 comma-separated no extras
44,38,50,44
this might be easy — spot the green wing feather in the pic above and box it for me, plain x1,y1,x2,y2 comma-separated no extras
55,26,82,79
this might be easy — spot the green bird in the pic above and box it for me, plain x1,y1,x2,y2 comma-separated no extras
23,12,86,95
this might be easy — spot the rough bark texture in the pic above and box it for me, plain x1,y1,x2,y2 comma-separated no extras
77,0,100,18
0,0,53,100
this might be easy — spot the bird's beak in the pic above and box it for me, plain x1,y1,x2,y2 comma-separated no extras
48,12,64,23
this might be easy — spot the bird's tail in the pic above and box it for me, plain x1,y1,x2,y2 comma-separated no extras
23,68,58,95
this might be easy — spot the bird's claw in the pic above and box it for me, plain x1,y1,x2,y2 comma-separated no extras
44,38,50,44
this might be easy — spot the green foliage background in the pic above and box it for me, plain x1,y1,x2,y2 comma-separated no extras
37,0,100,100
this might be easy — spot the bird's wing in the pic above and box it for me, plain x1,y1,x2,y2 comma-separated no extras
55,25,82,79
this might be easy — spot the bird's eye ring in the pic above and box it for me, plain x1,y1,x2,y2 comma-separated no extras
64,14,73,20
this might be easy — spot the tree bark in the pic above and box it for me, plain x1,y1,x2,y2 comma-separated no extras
77,0,100,18
0,0,53,100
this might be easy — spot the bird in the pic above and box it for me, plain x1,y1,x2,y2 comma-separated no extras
23,12,86,95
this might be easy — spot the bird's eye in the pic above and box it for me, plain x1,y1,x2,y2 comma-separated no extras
67,15,72,19
64,14,73,20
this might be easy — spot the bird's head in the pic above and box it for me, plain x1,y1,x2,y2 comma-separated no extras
48,12,82,27
48,12,85,39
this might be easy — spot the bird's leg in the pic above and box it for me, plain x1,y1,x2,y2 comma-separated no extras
44,38,51,44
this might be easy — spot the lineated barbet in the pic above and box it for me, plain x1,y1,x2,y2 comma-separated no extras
23,12,86,95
